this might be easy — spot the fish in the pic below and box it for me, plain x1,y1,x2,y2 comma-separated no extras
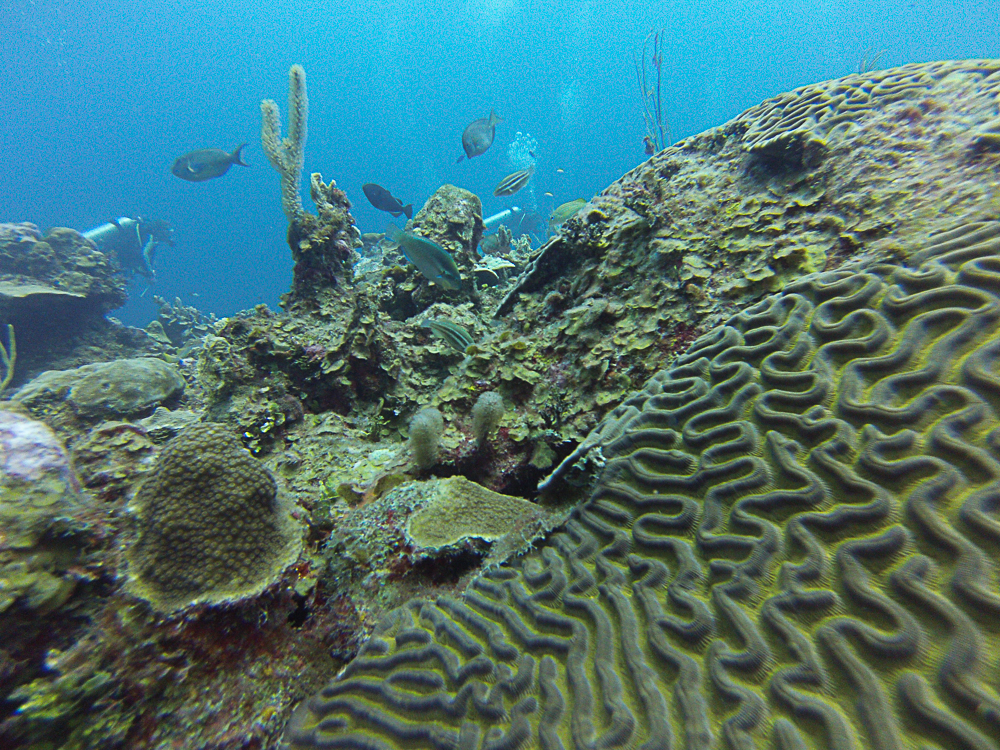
362,183,413,219
480,233,501,255
544,191,553,198
548,198,587,232
171,144,249,182
421,319,474,352
385,223,462,290
493,166,535,197
456,110,502,162
556,168,565,174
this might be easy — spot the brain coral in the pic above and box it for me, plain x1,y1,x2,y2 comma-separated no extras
284,215,1000,749
125,424,302,611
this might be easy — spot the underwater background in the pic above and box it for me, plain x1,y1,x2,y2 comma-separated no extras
1,0,995,325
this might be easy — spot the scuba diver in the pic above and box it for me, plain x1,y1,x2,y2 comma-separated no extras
82,216,174,282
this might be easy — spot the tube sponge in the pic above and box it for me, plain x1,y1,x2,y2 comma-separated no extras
408,407,444,470
472,391,504,446
261,64,308,223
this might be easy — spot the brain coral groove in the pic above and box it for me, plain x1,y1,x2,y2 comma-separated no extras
285,215,1000,749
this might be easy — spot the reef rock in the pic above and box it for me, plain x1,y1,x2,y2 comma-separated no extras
0,226,126,319
405,184,483,304
284,174,363,313
13,358,185,419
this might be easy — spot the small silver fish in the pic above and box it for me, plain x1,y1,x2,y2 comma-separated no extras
421,319,474,352
385,223,462,290
493,166,535,197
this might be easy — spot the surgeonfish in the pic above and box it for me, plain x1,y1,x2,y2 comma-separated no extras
457,110,502,162
362,183,413,219
385,223,462,290
171,144,249,182
421,319,474,352
493,166,535,197
548,198,587,232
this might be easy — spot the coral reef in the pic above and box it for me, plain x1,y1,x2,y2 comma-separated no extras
5,59,1000,750
145,295,217,354
284,212,1000,750
405,184,483,301
0,227,126,314
13,358,185,421
0,227,138,387
125,423,303,611
72,421,157,503
261,64,361,308
283,173,362,307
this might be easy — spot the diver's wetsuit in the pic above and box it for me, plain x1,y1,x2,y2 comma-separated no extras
83,217,174,282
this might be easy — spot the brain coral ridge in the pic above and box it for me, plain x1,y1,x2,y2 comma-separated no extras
126,423,302,611
283,213,1000,750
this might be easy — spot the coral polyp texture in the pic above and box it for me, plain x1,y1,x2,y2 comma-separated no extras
125,423,302,611
284,212,1000,749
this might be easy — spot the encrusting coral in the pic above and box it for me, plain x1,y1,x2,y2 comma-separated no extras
124,423,302,611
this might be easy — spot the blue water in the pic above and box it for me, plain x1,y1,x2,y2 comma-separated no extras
1,0,995,326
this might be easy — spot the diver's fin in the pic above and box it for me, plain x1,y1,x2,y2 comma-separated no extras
232,143,249,167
